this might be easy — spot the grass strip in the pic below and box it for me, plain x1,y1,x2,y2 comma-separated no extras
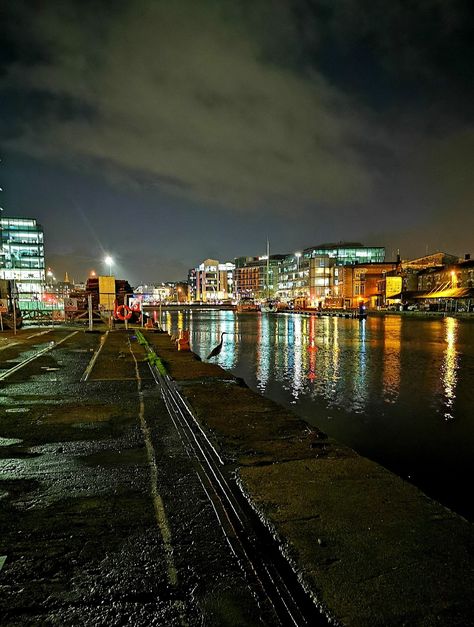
136,330,168,376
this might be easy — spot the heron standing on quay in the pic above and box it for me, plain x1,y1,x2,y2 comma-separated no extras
207,332,226,359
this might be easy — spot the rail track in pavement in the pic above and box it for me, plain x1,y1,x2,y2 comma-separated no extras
136,331,329,626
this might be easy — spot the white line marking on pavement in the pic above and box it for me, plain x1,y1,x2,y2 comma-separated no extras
27,329,53,340
80,332,109,382
128,338,178,588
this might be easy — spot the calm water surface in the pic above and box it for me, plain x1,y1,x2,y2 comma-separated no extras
158,310,474,520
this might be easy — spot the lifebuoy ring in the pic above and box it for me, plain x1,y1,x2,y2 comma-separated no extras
115,304,132,321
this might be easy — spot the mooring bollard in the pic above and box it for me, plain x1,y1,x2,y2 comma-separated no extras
177,329,190,351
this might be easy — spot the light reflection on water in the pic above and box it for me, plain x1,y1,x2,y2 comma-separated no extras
442,317,458,421
157,309,474,519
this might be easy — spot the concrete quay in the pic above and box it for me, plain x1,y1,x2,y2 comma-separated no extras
147,332,474,627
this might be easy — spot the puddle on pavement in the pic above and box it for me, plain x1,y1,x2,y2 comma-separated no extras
40,404,121,425
72,422,102,430
0,437,24,446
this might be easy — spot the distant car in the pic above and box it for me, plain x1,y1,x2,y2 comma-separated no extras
407,304,418,311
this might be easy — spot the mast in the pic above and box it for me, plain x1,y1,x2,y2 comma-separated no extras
266,239,270,299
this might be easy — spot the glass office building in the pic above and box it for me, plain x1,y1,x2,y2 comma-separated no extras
304,243,385,303
277,242,386,304
303,243,385,265
0,216,45,301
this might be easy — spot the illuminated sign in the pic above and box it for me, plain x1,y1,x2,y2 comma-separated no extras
386,276,402,298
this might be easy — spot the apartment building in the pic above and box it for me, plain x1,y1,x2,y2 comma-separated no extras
193,259,235,301
234,255,285,300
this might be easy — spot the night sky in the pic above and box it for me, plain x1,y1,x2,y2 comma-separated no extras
1,1,473,284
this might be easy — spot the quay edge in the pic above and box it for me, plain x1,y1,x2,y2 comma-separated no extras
146,331,474,627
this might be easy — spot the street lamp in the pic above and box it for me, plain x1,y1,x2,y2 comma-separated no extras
104,255,114,276
294,252,302,297
46,268,56,289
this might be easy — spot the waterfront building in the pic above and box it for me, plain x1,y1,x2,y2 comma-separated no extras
193,259,235,302
277,243,385,307
336,262,398,309
0,216,45,303
399,252,459,292
234,255,285,301
417,255,474,294
187,268,197,302
305,243,386,305
375,252,474,309
135,283,172,303
277,253,308,304
134,282,188,303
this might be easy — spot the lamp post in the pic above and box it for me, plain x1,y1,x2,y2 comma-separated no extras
104,255,113,276
294,252,301,298
46,268,53,289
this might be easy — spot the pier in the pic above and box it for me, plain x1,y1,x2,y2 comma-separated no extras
0,325,473,625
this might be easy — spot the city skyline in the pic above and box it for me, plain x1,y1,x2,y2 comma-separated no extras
1,1,472,284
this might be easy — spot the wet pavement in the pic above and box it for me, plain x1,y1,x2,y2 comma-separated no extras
0,327,265,626
145,330,474,627
2,325,474,626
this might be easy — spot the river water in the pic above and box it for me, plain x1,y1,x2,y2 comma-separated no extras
157,310,474,521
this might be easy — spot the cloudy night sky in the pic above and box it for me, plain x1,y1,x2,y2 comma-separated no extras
1,0,472,284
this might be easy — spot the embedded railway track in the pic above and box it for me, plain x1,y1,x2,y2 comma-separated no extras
138,332,329,626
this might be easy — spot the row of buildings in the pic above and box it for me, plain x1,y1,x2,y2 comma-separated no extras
1,214,472,311
187,244,387,307
183,244,474,310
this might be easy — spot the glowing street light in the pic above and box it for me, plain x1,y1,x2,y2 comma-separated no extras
104,255,114,276
294,252,302,297
295,252,302,268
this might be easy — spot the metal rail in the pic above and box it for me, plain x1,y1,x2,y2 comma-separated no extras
140,337,329,626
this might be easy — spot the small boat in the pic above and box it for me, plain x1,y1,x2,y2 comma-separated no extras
259,300,277,313
237,298,258,313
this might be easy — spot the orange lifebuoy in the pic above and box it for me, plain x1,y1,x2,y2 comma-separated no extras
115,304,132,321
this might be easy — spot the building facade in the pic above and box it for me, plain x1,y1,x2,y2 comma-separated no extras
277,253,308,302
0,216,45,302
336,262,398,308
277,243,385,306
193,259,235,301
234,255,285,300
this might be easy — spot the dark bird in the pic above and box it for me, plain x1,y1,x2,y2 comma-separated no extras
207,332,226,359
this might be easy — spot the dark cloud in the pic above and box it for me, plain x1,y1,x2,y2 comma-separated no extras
2,0,374,212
